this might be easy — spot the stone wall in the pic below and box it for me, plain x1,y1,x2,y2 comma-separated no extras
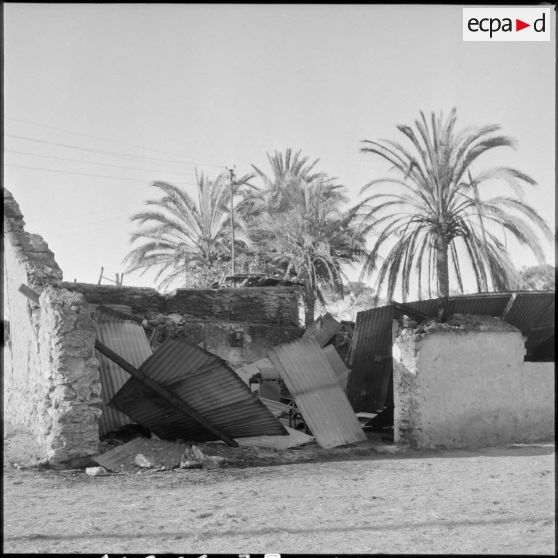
37,287,102,463
179,322,302,368
65,283,304,367
3,188,102,464
62,282,165,314
393,315,555,449
167,287,301,326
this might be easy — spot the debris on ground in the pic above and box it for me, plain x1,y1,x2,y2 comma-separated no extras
94,437,187,472
85,466,109,476
134,453,153,468
235,425,314,450
179,445,207,469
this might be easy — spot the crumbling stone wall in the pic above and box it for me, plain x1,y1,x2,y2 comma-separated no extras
167,287,301,326
62,282,165,314
4,188,102,463
393,315,555,449
65,282,304,367
37,287,102,462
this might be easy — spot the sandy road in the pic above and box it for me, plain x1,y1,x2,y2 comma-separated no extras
3,444,555,554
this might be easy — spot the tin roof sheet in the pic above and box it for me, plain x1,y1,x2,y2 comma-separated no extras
111,338,287,442
302,313,341,347
93,307,153,436
322,345,350,391
268,338,366,449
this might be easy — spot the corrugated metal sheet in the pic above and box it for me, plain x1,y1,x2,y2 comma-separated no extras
111,338,287,442
504,292,555,330
260,397,291,417
346,305,395,412
302,313,341,347
322,345,350,391
345,291,554,412
268,338,366,449
235,426,314,450
93,437,186,472
93,307,153,436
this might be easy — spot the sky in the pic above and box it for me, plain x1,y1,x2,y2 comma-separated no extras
3,4,556,295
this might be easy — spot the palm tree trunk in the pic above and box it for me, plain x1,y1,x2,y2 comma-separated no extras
303,287,316,327
436,236,450,298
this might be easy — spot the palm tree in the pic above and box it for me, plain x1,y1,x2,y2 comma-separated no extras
355,108,552,301
245,149,365,325
123,171,253,290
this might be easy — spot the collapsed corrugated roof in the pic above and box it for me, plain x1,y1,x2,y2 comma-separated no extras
111,338,287,442
345,291,555,413
268,338,366,449
302,313,341,347
93,306,153,436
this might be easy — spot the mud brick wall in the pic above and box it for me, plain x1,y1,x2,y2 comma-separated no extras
4,188,102,463
62,282,165,314
393,315,555,449
166,287,301,326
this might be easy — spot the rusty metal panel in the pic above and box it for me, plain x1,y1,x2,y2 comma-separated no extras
268,338,366,449
302,313,341,347
93,307,153,436
322,345,350,391
111,338,287,442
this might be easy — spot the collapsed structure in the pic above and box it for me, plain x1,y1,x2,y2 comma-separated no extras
3,187,555,467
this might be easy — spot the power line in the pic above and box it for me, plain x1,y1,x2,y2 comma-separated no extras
5,149,199,176
5,134,226,169
4,163,196,185
5,116,223,165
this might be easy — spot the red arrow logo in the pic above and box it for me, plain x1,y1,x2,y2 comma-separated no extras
516,19,530,31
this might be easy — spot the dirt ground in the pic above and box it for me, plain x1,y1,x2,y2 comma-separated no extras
3,431,555,555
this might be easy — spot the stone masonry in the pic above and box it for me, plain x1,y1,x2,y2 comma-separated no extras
38,287,102,463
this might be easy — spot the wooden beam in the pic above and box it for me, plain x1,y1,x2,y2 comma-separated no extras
18,284,40,304
390,299,433,322
19,284,239,448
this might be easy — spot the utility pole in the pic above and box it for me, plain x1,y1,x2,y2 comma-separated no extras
228,165,236,275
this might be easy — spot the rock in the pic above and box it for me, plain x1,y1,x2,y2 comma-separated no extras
134,453,152,468
85,466,108,476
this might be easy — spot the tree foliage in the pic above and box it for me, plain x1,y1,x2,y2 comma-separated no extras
518,264,555,291
355,108,552,302
123,172,253,290
244,149,365,325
